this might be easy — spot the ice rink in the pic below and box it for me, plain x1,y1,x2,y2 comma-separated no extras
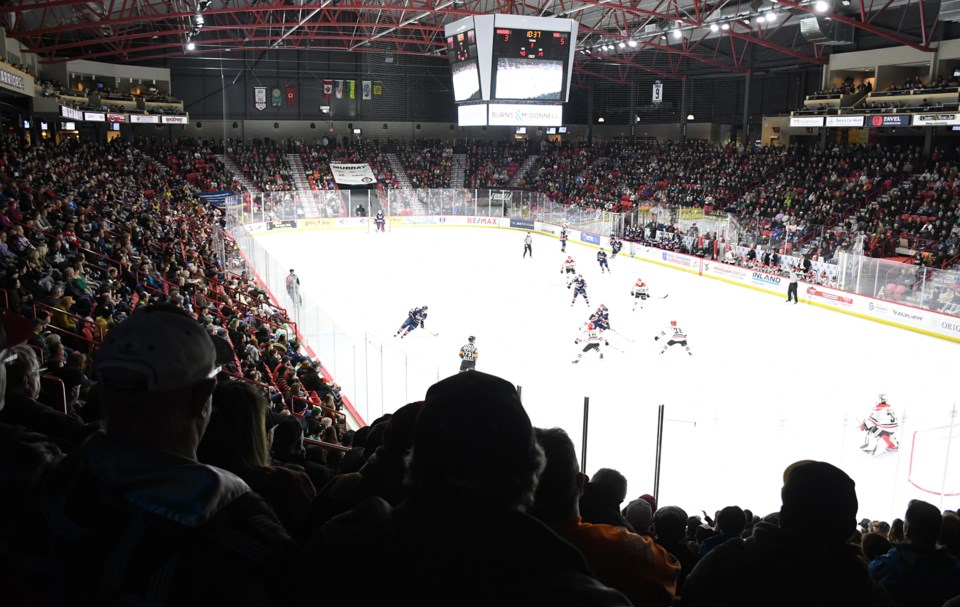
254,225,960,522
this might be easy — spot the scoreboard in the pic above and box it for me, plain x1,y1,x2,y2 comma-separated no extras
444,14,578,108
491,28,571,101
446,29,481,102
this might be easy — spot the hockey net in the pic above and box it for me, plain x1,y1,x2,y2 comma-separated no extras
907,424,960,497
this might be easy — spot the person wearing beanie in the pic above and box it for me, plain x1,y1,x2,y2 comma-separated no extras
306,371,632,606
683,460,896,607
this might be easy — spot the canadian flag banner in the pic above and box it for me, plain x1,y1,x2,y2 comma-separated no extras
323,79,333,98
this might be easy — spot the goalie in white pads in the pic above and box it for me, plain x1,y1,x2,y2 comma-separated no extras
561,256,577,287
655,320,692,356
859,394,899,454
631,279,650,311
572,323,608,364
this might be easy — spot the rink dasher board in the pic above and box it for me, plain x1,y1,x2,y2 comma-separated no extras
242,216,960,344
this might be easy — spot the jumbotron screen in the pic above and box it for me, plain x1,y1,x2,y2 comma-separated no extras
446,29,481,102
492,28,570,101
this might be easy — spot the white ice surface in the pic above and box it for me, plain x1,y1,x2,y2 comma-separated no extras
255,226,960,522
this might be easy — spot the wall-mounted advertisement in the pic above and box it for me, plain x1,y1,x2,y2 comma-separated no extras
161,115,189,124
84,112,106,122
788,116,824,127
912,113,960,126
867,115,910,127
825,115,864,127
129,114,160,124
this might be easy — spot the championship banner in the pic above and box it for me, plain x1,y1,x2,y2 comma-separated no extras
286,86,296,106
323,80,333,98
362,80,372,100
271,87,282,107
335,80,344,99
374,81,382,96
348,80,356,100
254,86,267,111
329,163,377,186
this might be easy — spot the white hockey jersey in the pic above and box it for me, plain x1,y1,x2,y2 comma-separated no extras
577,328,606,345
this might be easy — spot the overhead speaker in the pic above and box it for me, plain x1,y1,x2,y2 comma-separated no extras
799,16,853,45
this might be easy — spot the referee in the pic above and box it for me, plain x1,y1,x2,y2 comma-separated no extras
523,233,533,258
786,266,800,304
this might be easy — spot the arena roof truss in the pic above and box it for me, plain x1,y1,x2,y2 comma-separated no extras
0,0,943,80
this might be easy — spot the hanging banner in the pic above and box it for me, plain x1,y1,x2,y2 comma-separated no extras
362,80,372,100
271,86,282,107
348,80,356,100
335,80,344,99
329,163,377,186
254,86,267,111
323,79,333,98
374,81,382,96
286,86,296,106
652,80,663,104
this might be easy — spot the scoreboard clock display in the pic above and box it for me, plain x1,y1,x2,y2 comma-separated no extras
446,29,481,102
492,28,570,101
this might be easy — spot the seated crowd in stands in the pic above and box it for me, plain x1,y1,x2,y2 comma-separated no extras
0,133,957,605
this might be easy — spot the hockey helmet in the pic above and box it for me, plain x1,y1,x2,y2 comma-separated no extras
422,305,429,311
600,304,607,310
577,273,583,279
670,320,677,327
878,393,887,403
600,247,605,251
587,323,595,330
468,336,475,343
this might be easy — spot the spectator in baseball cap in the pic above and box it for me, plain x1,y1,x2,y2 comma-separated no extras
33,305,296,605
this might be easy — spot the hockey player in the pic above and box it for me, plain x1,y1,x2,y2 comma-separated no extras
583,304,610,331
631,280,650,311
572,323,608,364
459,336,478,372
561,256,577,287
655,320,692,356
597,248,610,273
611,238,623,259
523,233,533,258
395,305,428,338
285,269,302,305
375,210,386,232
570,274,590,307
560,227,568,252
859,394,899,454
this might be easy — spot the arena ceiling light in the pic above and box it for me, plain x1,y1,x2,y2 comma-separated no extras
721,23,731,30
672,29,683,39
186,40,196,51
710,23,720,32
628,39,638,47
618,41,626,48
814,0,830,12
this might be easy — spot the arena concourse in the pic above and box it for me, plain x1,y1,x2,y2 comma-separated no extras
1,1,960,604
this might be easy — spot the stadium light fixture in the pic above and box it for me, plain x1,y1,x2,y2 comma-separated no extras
687,114,695,120
628,39,638,47
721,23,730,30
618,41,626,48
598,117,605,123
186,40,196,51
767,11,779,21
672,29,682,39
710,23,719,32
756,14,766,23
814,0,829,12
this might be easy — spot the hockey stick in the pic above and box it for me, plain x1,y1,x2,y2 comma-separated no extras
425,329,440,337
609,329,635,343
606,343,627,354
658,294,670,299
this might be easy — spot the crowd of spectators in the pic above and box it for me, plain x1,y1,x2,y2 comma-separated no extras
0,131,959,603
230,138,295,192
395,140,453,188
463,140,529,188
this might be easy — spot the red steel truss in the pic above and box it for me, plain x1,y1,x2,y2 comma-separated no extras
0,0,936,80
